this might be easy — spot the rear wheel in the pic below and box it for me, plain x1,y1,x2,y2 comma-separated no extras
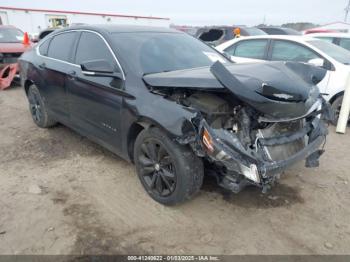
134,127,204,205
27,85,57,128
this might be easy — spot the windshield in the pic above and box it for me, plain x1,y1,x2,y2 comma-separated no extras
0,28,24,43
307,39,350,65
111,32,230,75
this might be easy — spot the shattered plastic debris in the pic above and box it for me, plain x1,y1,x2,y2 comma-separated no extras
0,64,17,90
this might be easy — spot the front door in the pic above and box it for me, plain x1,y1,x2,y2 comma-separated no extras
225,39,269,63
66,31,124,153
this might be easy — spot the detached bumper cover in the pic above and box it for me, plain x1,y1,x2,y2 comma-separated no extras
0,63,18,90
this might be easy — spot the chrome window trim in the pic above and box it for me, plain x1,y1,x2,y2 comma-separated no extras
36,29,126,80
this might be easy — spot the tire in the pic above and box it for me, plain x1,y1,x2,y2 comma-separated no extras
331,95,349,125
134,127,204,205
27,85,57,128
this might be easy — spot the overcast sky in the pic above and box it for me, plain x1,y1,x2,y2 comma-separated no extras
0,0,348,26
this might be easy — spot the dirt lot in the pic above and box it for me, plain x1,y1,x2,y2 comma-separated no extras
0,86,349,255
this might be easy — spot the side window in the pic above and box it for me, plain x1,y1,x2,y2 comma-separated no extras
47,32,77,62
316,37,334,43
339,38,350,51
75,32,114,66
271,40,320,62
38,38,51,56
225,40,267,59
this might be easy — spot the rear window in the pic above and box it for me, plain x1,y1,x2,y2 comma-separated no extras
198,29,224,42
0,28,24,43
47,32,77,62
38,39,51,56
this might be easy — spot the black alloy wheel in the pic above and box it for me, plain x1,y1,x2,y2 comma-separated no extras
28,89,43,124
134,127,204,205
138,138,176,197
27,85,57,128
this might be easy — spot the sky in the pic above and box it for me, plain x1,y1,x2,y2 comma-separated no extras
0,0,348,26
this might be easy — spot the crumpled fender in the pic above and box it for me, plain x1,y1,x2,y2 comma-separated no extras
0,63,17,90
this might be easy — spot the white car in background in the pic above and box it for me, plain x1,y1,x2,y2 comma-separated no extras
216,35,350,117
309,33,350,52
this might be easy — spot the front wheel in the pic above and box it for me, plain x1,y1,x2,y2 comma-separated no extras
134,127,204,205
331,95,350,125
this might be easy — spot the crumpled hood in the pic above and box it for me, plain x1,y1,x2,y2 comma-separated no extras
143,61,326,119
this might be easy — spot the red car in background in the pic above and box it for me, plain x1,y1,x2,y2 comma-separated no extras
0,25,31,90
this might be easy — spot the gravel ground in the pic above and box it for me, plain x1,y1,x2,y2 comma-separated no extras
0,86,349,255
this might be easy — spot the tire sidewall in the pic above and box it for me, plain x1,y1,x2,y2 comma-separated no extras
28,85,47,128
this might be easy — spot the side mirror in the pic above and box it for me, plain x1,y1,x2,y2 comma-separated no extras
81,59,123,79
308,58,325,67
222,52,233,61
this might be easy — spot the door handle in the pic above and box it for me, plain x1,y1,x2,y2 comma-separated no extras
67,70,76,79
38,62,46,69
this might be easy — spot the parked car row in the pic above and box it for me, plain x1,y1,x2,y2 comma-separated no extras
18,25,333,205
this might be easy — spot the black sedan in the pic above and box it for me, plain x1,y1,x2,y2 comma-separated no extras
19,25,332,205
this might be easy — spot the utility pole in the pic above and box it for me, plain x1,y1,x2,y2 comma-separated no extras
345,0,350,22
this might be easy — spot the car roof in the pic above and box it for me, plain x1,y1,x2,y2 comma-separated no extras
58,24,179,34
307,32,350,38
224,34,315,42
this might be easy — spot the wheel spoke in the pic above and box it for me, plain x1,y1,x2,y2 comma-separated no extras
160,155,172,167
138,155,154,167
155,174,163,194
141,166,155,176
146,142,157,160
161,168,175,180
160,173,173,192
141,143,151,158
149,173,157,189
157,145,166,162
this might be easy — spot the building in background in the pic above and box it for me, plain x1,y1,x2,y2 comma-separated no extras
0,6,170,35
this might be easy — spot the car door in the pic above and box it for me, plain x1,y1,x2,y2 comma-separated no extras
268,39,331,94
66,31,124,153
223,39,269,63
37,31,79,122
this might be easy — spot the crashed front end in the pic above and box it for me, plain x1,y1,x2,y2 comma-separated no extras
194,100,329,193
144,61,333,193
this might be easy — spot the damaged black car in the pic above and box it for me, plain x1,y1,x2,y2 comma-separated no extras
19,25,333,205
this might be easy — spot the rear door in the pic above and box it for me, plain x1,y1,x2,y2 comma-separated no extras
223,39,269,63
66,31,124,153
37,31,79,122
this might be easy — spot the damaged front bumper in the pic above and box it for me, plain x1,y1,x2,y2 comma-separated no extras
193,99,330,193
0,63,18,90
